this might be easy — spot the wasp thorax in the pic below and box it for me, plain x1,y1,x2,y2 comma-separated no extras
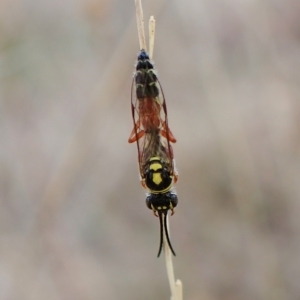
144,157,172,193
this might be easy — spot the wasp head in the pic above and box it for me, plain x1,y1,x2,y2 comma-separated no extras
146,191,178,215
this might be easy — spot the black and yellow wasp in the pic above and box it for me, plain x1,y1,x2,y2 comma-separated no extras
128,50,179,257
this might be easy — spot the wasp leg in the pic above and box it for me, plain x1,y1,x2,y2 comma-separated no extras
161,121,177,143
128,120,145,143
173,173,179,184
140,178,147,189
151,204,159,217
170,203,175,216
153,211,159,217
171,159,179,183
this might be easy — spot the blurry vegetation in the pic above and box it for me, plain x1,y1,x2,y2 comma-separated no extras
1,0,300,300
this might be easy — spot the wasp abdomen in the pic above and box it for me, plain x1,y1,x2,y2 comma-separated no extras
135,50,159,99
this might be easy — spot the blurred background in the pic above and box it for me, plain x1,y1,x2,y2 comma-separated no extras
1,0,300,299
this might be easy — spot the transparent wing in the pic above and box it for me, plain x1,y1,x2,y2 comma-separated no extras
129,79,176,179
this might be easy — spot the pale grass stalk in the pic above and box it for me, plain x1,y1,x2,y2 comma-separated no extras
163,216,183,300
148,16,155,59
135,0,147,50
175,280,183,300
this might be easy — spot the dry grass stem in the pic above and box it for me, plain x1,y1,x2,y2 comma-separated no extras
163,216,182,300
149,16,155,59
135,0,147,50
175,280,183,300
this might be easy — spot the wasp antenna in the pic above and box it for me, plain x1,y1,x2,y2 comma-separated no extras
157,212,164,257
163,212,176,256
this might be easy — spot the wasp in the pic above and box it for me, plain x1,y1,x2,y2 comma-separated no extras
128,50,178,257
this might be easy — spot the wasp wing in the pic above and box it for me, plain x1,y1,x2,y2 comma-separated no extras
129,75,176,179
